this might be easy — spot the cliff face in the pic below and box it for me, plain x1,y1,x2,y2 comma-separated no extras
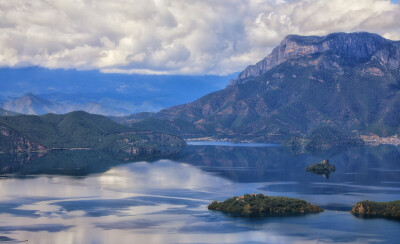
236,32,400,81
122,32,400,142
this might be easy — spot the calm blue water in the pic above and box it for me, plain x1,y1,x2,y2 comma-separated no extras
0,143,399,243
187,141,279,147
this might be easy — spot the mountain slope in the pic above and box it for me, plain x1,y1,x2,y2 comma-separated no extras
0,111,185,154
236,32,400,81
2,93,67,115
1,93,131,116
0,108,19,116
120,32,400,142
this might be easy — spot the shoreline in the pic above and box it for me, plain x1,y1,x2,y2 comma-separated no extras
360,135,400,146
187,135,400,147
51,148,93,151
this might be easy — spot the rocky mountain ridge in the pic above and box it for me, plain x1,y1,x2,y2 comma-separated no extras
1,93,130,116
236,32,400,82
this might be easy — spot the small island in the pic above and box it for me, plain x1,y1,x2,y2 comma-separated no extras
208,193,323,217
351,200,400,219
306,159,336,175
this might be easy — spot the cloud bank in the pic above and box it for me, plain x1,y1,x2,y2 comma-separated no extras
0,0,399,75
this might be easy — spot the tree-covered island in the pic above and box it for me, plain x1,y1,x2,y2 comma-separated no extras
306,159,336,175
208,193,323,217
351,200,400,219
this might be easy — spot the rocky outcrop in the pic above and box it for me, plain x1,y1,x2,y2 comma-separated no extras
236,32,400,82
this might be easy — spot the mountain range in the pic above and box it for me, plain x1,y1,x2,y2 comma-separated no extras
1,93,68,115
0,67,234,115
118,32,400,143
0,93,131,116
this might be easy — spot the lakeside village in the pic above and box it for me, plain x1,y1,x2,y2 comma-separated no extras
361,135,400,146
187,135,400,146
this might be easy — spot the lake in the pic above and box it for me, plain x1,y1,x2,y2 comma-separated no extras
0,142,399,243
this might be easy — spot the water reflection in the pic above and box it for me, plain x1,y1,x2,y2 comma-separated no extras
0,150,170,177
177,144,400,185
0,144,399,243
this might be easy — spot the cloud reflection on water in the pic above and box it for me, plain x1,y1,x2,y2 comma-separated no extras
0,145,399,243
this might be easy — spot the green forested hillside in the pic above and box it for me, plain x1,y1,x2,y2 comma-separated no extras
352,200,400,219
0,111,185,154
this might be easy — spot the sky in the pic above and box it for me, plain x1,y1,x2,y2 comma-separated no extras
1,0,400,76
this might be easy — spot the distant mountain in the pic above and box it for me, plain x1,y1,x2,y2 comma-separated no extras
0,67,234,114
0,111,185,154
0,93,131,116
77,102,130,116
2,93,66,115
0,107,19,116
120,32,400,143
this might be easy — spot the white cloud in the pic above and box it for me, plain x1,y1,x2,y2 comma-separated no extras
0,0,399,75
